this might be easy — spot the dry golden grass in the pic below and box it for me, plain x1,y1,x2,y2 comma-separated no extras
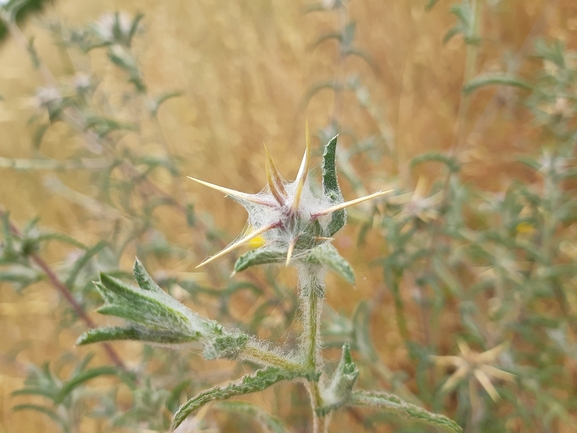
1,0,576,431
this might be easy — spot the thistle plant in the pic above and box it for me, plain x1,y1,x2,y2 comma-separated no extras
77,131,461,432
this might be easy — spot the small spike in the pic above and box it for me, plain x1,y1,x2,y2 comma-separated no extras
291,121,312,211
473,369,500,402
264,144,287,205
187,177,274,206
285,238,296,267
312,190,392,218
197,223,278,268
457,339,472,357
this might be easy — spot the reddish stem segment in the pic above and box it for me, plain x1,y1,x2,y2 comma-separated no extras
0,208,127,370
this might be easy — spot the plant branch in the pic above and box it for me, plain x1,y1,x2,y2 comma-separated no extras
0,208,127,370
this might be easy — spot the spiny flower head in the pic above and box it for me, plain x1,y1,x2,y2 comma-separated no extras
189,125,389,275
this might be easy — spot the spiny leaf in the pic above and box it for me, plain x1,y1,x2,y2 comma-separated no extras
462,74,532,94
322,135,346,236
234,248,287,273
172,367,316,430
350,390,462,433
307,243,354,284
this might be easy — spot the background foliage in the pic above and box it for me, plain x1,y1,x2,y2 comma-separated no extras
1,0,577,432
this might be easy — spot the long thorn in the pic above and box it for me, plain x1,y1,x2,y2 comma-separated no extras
291,121,311,211
285,238,296,267
264,144,287,205
187,177,273,206
197,223,277,268
312,190,392,218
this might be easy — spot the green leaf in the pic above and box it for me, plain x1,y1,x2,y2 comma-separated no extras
76,325,201,346
352,300,378,362
127,13,144,46
64,241,107,288
307,243,354,284
302,81,343,109
350,390,462,433
411,151,460,173
317,343,359,416
12,404,69,432
215,401,289,433
425,0,440,11
462,74,532,94
310,32,343,50
172,367,315,430
33,123,49,149
133,258,164,293
234,248,286,273
34,232,86,249
55,366,137,404
79,261,251,360
11,387,57,400
322,135,346,236
95,273,191,332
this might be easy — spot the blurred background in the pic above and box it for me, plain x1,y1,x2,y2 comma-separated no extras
1,0,577,432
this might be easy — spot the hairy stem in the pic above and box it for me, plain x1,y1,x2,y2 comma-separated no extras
241,343,302,371
298,263,326,432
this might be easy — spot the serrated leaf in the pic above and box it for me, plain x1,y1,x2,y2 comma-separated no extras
462,74,532,94
322,135,346,236
350,390,462,433
172,367,315,430
215,401,289,433
234,248,286,273
307,243,354,284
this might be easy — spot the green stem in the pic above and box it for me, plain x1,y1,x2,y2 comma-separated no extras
298,263,326,432
241,344,302,372
451,0,482,156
